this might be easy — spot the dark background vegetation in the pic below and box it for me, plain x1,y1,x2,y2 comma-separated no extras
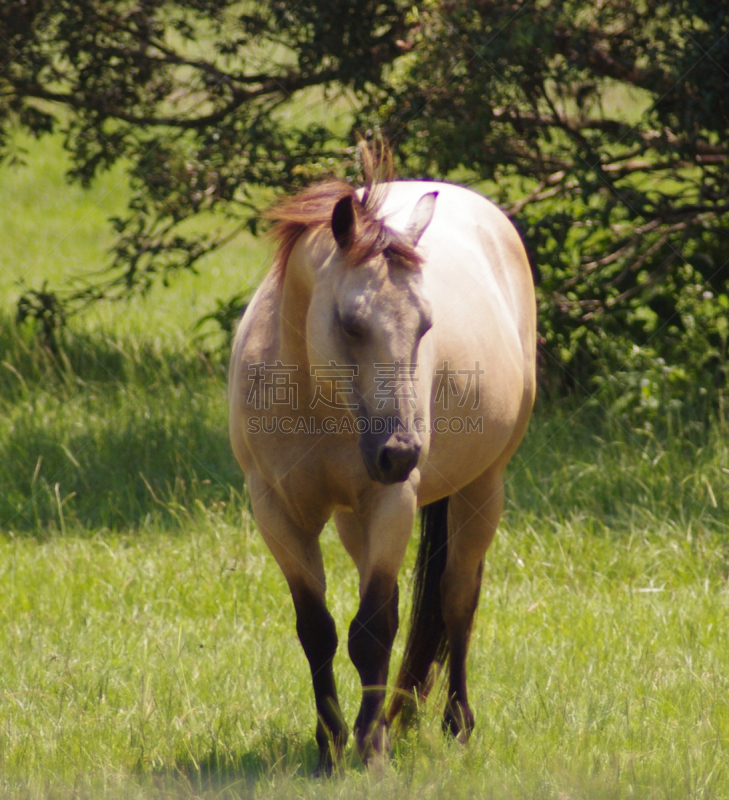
2,0,728,418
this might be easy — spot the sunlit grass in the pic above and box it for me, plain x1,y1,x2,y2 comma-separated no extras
2,465,729,799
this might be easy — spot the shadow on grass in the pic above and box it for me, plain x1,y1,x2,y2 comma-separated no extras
0,408,245,533
505,397,729,530
159,736,339,796
2,313,727,536
1,313,226,402
1,315,245,534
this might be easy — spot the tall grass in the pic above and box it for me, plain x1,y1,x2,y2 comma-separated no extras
0,315,239,533
2,310,728,798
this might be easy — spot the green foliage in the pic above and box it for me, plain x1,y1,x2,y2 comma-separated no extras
0,0,407,322
3,0,729,408
194,289,253,347
362,1,729,406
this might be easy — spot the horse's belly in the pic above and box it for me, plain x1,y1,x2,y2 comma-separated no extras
417,350,525,503
417,413,516,503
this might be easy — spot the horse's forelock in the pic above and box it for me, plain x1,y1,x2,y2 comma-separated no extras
265,146,421,279
344,221,422,272
266,180,355,280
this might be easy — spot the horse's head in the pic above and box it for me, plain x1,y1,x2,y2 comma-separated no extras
307,191,438,485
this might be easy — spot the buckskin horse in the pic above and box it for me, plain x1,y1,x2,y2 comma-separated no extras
229,149,536,773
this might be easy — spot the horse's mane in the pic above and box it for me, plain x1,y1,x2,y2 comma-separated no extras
265,143,423,279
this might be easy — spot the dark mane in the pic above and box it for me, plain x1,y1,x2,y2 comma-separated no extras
265,144,423,278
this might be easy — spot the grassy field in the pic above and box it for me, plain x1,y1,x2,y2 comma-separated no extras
1,137,729,799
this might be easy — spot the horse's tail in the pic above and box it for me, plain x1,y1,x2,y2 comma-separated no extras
388,496,450,726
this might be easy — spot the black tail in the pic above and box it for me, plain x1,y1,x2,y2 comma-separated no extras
388,496,450,726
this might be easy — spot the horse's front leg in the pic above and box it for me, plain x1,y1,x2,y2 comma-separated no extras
249,476,347,775
348,570,400,760
336,481,417,761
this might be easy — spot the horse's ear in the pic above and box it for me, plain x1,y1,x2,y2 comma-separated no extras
332,195,356,250
405,191,438,247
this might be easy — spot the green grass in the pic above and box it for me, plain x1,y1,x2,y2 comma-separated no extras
2,439,729,799
1,135,729,798
0,317,238,532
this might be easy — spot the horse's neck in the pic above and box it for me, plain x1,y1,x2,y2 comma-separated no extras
277,255,314,403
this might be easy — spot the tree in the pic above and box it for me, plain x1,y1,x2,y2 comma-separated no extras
1,0,408,328
360,1,729,400
3,0,729,406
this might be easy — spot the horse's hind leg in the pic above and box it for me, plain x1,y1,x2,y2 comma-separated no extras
441,468,504,740
249,477,347,775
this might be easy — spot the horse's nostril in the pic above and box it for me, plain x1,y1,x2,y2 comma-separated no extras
376,444,420,483
378,448,394,474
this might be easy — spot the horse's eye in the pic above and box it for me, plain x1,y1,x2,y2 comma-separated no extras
340,313,365,340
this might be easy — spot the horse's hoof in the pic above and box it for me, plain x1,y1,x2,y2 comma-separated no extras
355,722,390,763
314,730,346,777
314,746,346,778
314,756,333,779
442,701,474,743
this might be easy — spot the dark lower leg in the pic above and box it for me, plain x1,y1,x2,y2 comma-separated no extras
292,586,347,774
443,635,474,739
442,561,483,741
348,575,399,759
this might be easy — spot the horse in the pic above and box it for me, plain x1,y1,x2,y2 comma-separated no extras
228,151,536,773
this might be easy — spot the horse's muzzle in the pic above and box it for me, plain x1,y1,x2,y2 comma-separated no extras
360,430,421,485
